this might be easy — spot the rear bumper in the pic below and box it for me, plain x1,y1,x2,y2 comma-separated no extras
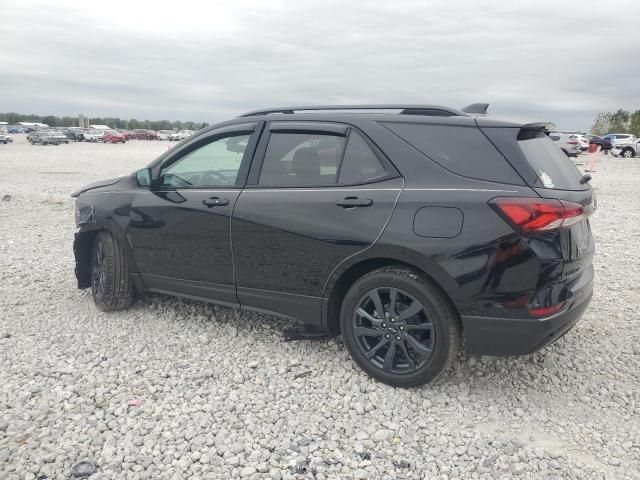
462,292,592,356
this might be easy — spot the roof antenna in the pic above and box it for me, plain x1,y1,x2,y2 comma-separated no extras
461,103,489,115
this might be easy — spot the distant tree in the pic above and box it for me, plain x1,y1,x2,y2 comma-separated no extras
608,109,630,133
628,110,640,137
590,112,611,136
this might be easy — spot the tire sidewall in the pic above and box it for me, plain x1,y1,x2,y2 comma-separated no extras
91,233,115,310
340,270,454,387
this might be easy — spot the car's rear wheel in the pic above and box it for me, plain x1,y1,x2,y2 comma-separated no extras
622,148,634,158
91,231,133,311
340,267,460,387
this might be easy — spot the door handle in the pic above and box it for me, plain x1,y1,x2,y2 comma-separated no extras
202,197,230,207
336,197,374,208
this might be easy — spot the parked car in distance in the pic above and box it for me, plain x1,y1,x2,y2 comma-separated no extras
133,129,151,140
119,130,136,141
157,130,174,140
103,130,126,144
28,130,61,145
588,135,613,151
0,129,13,143
146,130,159,140
49,130,70,144
167,131,182,141
83,130,104,142
71,103,595,387
549,132,580,157
63,127,86,141
566,133,589,151
604,133,637,145
611,138,640,158
178,129,195,139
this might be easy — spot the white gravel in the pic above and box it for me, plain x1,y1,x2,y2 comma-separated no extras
0,136,638,479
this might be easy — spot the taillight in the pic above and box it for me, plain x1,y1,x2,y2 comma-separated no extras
490,198,584,233
567,140,578,145
528,302,565,317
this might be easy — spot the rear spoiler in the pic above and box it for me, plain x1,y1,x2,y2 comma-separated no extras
522,121,556,132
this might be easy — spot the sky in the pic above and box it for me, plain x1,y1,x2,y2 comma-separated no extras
1,0,639,131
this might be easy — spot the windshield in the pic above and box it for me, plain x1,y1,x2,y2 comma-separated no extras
518,129,585,190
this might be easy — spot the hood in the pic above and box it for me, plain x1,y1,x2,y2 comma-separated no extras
71,176,123,197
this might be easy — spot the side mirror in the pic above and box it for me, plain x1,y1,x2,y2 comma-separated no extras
135,168,152,187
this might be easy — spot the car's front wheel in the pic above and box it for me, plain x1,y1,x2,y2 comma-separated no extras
622,148,635,158
340,267,460,388
91,231,133,311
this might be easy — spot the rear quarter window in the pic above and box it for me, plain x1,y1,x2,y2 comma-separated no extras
381,122,523,184
517,129,584,190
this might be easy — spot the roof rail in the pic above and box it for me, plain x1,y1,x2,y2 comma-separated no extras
239,104,469,118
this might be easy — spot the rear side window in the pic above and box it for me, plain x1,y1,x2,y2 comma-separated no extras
382,123,523,184
259,133,346,186
338,132,387,185
517,129,584,190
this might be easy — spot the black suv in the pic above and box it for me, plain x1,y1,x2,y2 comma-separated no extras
72,104,595,387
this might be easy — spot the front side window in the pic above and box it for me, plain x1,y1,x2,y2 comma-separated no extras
259,133,346,187
160,134,250,188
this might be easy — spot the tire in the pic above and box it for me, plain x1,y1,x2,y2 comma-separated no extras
90,231,133,311
340,267,460,388
561,149,570,157
622,148,635,158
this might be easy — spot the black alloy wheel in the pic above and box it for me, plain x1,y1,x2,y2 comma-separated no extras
341,267,460,387
352,287,435,374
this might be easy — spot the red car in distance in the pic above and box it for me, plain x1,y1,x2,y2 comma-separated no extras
103,130,126,144
119,130,136,141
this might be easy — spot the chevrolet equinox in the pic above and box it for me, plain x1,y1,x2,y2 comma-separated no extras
72,104,595,387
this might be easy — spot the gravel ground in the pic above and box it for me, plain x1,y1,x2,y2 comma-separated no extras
0,136,638,480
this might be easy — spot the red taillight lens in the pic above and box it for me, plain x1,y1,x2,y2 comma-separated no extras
567,140,578,145
491,198,584,233
528,302,565,317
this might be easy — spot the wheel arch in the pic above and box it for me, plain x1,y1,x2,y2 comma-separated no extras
322,254,461,335
73,219,139,290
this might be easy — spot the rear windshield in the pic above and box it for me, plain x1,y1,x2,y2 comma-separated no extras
518,130,584,190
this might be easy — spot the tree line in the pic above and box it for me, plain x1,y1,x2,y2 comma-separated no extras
0,112,209,131
590,109,640,137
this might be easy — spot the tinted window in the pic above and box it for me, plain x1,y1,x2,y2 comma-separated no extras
160,134,250,187
382,123,522,184
517,129,584,190
259,133,346,186
338,132,387,184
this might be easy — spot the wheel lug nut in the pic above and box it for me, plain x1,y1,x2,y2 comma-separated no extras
395,336,401,341
390,318,395,323
385,334,390,339
399,326,404,331
382,323,387,328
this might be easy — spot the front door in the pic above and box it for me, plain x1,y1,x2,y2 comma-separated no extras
127,124,259,305
232,121,403,324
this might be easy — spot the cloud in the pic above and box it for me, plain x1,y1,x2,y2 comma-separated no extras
1,0,638,130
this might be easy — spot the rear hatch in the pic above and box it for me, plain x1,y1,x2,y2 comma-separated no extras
480,123,595,311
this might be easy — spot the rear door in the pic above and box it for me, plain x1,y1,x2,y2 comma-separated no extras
232,121,403,324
